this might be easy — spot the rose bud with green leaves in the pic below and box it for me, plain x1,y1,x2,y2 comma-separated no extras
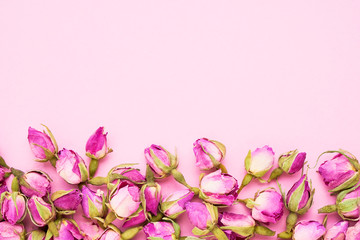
28,125,58,165
74,214,103,240
268,149,306,182
324,221,348,240
239,145,275,191
318,150,360,192
199,170,239,206
27,196,56,228
81,185,106,219
51,219,84,240
0,221,25,240
1,192,27,225
161,189,194,219
346,221,360,240
141,183,161,216
18,170,52,198
319,184,360,221
28,230,46,240
241,188,284,224
193,138,226,170
278,174,315,239
292,220,326,240
56,149,88,185
219,212,275,239
86,127,113,178
102,165,146,190
122,209,146,228
51,189,82,214
143,221,180,240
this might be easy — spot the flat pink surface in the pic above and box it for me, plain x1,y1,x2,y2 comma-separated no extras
1,1,360,239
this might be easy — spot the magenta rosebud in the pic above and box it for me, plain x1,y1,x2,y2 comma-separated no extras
250,188,284,223
143,222,177,240
51,189,82,212
109,183,141,218
54,219,84,240
0,221,25,240
293,220,326,240
318,152,359,192
324,221,348,240
142,183,161,215
56,149,88,185
219,212,256,238
81,185,105,219
185,202,213,230
28,230,45,240
28,126,56,160
86,127,110,160
268,150,306,181
161,189,194,218
1,192,27,225
109,166,146,186
99,229,121,240
199,169,239,206
285,175,314,214
27,196,56,227
346,221,360,240
19,170,52,198
193,138,226,170
144,145,178,177
123,209,147,228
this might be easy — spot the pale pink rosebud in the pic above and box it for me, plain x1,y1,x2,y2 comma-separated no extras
219,212,256,239
251,188,284,224
246,145,275,178
56,149,88,185
185,202,213,230
144,145,177,177
161,189,194,218
54,219,84,240
193,138,226,170
99,229,121,240
75,215,102,240
293,220,326,240
324,221,348,240
346,221,360,240
0,221,25,240
1,192,27,225
28,126,56,160
143,222,177,240
19,170,52,198
109,183,141,218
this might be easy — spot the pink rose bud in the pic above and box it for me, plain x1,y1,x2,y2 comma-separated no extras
346,221,360,240
51,189,82,213
54,219,84,240
0,221,25,240
199,170,239,206
81,185,106,219
28,230,46,240
286,175,314,214
268,150,306,181
19,170,52,198
161,189,194,218
122,209,147,228
142,183,161,215
324,221,348,240
109,183,141,218
75,215,102,240
246,145,275,178
86,127,110,160
185,202,213,230
193,138,226,170
99,229,121,240
219,212,256,239
293,220,326,240
1,192,27,225
143,222,178,240
318,152,359,192
250,188,284,224
28,126,57,160
109,166,146,186
144,145,177,177
27,196,56,227
56,149,88,185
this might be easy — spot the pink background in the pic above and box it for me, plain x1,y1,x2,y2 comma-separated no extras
1,1,360,239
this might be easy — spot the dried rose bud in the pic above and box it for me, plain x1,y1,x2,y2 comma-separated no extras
28,126,57,161
346,221,360,240
144,145,177,177
122,209,146,228
142,183,161,215
268,150,306,181
28,230,46,240
219,212,255,239
185,202,214,230
108,166,146,187
0,221,25,240
109,183,141,219
75,215,102,240
1,192,27,225
293,221,326,240
27,196,56,227
193,138,226,170
51,189,82,213
318,151,360,192
81,185,106,219
143,221,179,240
54,219,84,240
19,170,51,198
161,189,194,219
286,175,314,214
199,170,239,206
98,229,121,240
86,127,110,160
324,221,348,240
56,149,88,185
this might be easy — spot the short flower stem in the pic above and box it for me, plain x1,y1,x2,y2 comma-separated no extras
48,221,59,237
89,158,99,178
104,211,117,227
211,225,229,240
238,173,253,194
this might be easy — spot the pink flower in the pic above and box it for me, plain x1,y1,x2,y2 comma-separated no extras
143,222,176,240
109,183,141,218
246,145,275,178
193,138,226,170
324,221,348,240
19,170,51,198
162,189,194,218
293,221,326,240
144,145,177,177
28,127,56,160
0,221,25,240
251,188,284,223
86,127,110,160
56,149,88,184
1,192,27,225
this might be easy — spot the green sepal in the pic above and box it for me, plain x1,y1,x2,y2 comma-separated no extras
171,169,192,189
192,227,210,236
29,230,46,240
238,173,253,193
122,226,143,240
278,231,292,239
11,177,20,192
41,124,58,153
48,221,59,237
149,148,172,175
318,204,337,213
89,158,99,179
254,225,275,236
220,226,254,238
330,172,360,192
0,156,9,169
268,167,284,182
88,176,108,186
211,226,229,240
50,189,74,202
244,150,252,172
78,162,89,183
278,150,299,173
